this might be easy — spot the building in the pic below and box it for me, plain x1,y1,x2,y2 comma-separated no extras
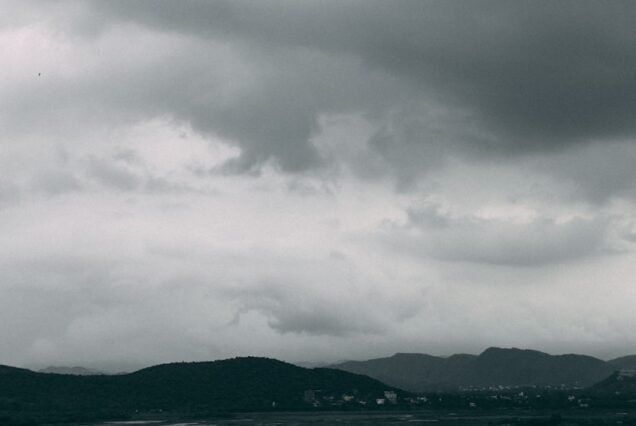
384,390,397,404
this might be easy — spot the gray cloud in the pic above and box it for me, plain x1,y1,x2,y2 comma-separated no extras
229,280,386,337
531,141,636,203
3,0,636,368
95,0,636,151
385,204,611,267
6,1,636,198
87,157,141,190
30,170,82,196
0,181,20,207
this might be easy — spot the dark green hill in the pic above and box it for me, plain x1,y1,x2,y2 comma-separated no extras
0,365,33,375
0,357,403,425
332,347,614,392
119,357,401,411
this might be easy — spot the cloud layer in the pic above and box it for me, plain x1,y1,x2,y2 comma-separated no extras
2,1,636,369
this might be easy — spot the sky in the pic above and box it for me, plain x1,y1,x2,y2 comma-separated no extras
2,0,636,371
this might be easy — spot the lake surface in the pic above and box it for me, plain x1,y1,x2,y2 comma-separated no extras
89,409,636,425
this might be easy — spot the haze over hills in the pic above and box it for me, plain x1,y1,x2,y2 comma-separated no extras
331,347,633,392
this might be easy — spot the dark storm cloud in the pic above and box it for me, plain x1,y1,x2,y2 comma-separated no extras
95,0,636,155
3,10,401,175
9,0,636,193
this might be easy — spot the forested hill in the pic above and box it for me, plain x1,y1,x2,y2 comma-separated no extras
0,365,34,375
122,357,402,410
0,357,403,425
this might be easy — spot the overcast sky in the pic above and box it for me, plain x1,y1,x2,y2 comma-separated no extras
3,0,636,371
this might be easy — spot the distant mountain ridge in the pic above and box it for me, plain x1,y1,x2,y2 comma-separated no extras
331,347,628,392
38,366,105,375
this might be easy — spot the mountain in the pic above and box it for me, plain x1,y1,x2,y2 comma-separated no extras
38,366,105,375
0,357,403,425
465,347,613,388
331,347,615,392
608,355,636,370
333,352,475,392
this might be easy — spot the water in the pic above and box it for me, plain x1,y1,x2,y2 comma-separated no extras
86,409,636,425
92,413,455,426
